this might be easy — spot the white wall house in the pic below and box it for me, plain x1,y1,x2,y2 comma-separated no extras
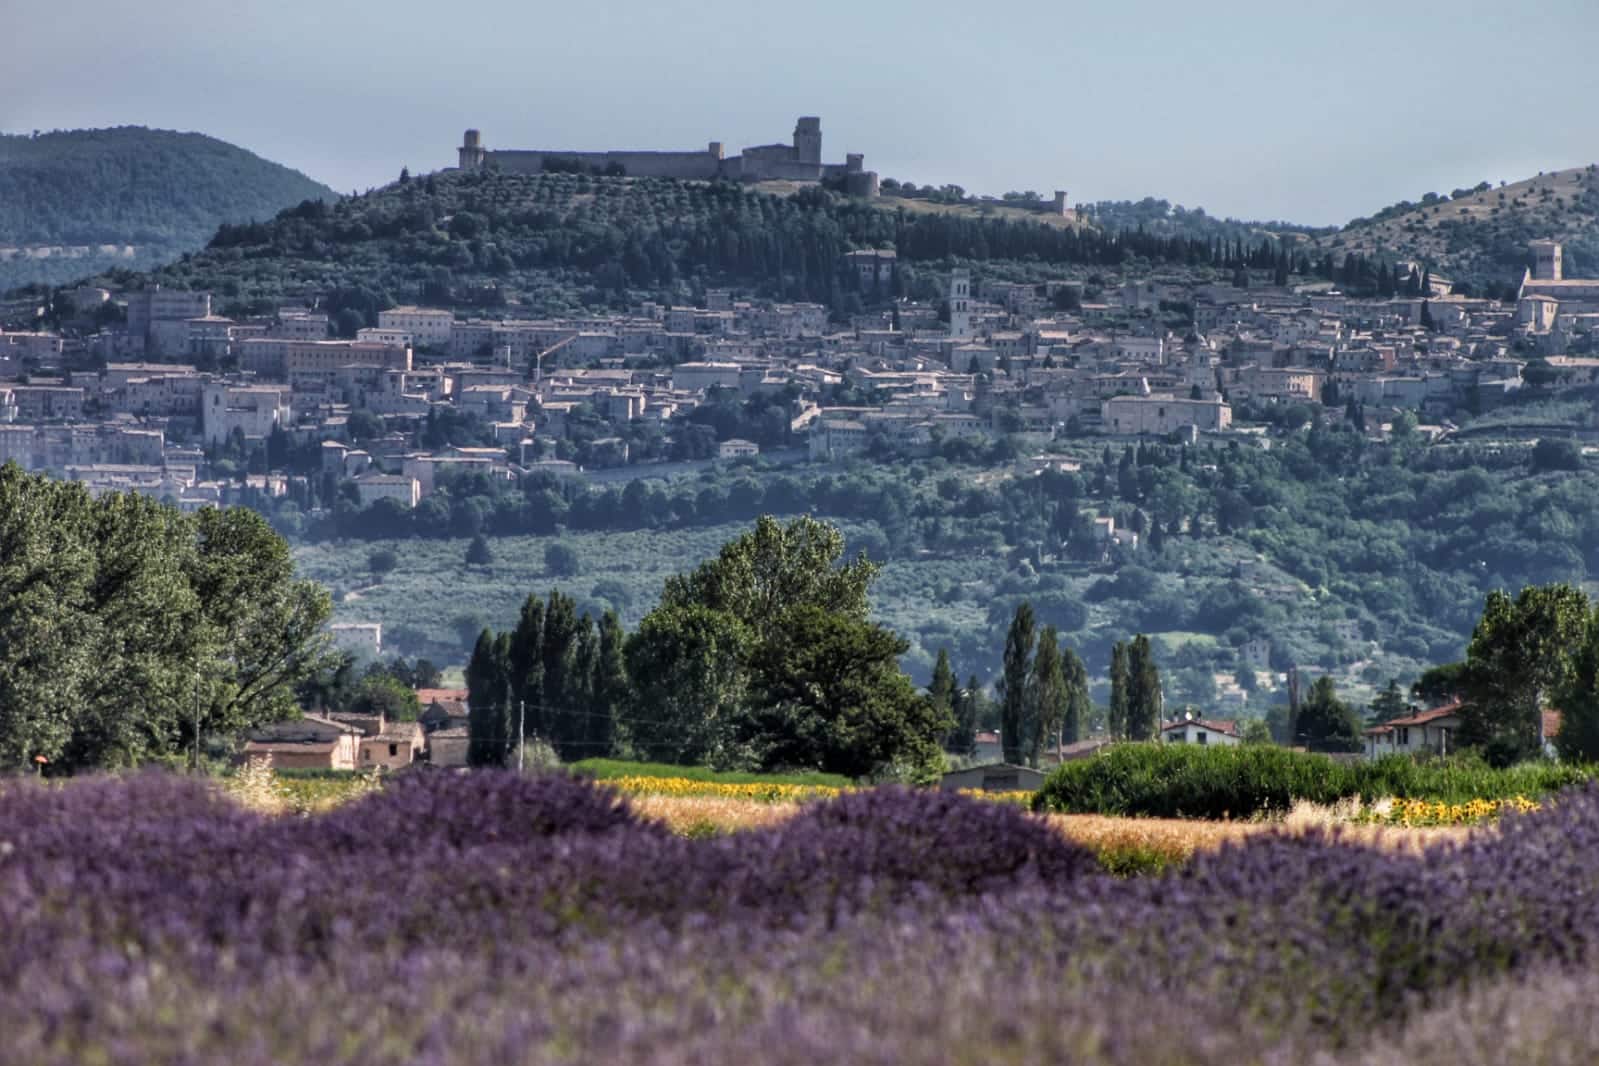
1362,703,1461,760
1160,718,1241,746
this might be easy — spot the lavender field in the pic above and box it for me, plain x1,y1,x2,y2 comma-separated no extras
4,772,1599,1065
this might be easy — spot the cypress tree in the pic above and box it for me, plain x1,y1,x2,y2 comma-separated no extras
1062,645,1090,746
466,629,513,767
1000,602,1035,764
929,649,959,750
1108,641,1130,740
591,610,627,760
1027,626,1067,766
1126,634,1164,741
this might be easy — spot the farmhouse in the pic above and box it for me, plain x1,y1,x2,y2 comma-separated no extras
242,714,362,770
1161,718,1242,746
1362,703,1461,760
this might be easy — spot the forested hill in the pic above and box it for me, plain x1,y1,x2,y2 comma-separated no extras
111,169,1275,320
0,127,337,291
1310,164,1599,291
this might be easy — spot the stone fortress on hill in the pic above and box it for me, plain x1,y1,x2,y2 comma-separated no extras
455,116,882,197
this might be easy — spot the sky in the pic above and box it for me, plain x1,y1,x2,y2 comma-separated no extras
8,0,1599,226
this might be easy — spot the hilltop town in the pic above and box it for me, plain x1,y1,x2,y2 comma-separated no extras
0,231,1593,510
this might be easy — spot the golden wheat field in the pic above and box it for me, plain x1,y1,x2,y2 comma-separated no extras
221,764,1474,875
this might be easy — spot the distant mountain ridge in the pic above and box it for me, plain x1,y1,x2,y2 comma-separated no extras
0,126,336,291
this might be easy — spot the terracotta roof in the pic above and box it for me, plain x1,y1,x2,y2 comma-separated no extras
244,739,338,754
1544,709,1563,738
416,688,468,705
1384,702,1462,728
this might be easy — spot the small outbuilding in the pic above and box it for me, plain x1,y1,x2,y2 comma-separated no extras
939,762,1048,794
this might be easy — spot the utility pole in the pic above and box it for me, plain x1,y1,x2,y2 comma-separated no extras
517,699,525,773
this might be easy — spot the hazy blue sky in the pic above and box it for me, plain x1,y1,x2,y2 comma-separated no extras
9,0,1598,225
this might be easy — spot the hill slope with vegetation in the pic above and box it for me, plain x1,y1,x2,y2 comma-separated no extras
1312,164,1599,291
95,168,1279,321
0,126,336,291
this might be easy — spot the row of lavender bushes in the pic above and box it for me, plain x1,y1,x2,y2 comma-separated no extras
3,771,1599,1064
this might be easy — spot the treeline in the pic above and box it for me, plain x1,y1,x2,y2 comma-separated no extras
0,463,331,772
463,516,949,780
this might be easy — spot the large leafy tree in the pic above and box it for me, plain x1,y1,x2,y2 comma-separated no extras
0,466,329,771
625,604,751,766
743,606,948,780
1460,584,1588,764
659,515,876,637
631,514,937,777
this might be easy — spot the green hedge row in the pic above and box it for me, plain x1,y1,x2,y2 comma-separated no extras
1032,744,1592,820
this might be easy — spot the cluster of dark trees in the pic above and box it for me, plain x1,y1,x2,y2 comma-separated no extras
464,590,628,766
0,463,332,772
463,516,948,779
993,603,1094,766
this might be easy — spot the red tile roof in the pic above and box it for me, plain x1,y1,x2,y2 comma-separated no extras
1383,702,1462,728
416,688,469,705
1161,718,1240,737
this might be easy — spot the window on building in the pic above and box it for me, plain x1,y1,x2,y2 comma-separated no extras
1196,732,1207,744
389,743,398,757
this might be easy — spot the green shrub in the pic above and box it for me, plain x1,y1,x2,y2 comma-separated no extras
1033,744,1593,819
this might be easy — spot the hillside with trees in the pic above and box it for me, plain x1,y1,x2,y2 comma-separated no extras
0,127,336,291
78,168,1323,320
1312,164,1599,291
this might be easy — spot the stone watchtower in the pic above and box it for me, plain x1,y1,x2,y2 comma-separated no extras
949,269,972,341
458,129,487,171
793,117,822,166
1530,239,1564,281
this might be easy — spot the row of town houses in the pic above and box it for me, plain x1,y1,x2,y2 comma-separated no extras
1,240,1595,502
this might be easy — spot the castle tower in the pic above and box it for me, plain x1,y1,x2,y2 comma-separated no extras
949,269,972,341
1530,239,1564,281
793,117,822,166
458,129,486,171
1052,190,1070,216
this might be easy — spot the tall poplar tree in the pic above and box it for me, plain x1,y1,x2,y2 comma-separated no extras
1027,626,1067,766
1126,634,1163,741
1000,602,1035,764
1062,645,1090,746
1107,641,1130,740
466,629,513,767
929,648,960,752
